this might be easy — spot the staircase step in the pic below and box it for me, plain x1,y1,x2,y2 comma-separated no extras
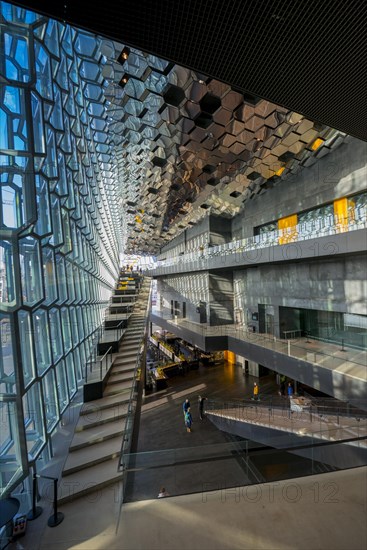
121,343,140,350
63,436,123,476
58,458,122,505
70,420,125,451
108,373,134,384
110,363,135,373
119,350,139,357
80,393,130,414
75,403,128,431
103,381,134,396
113,357,136,366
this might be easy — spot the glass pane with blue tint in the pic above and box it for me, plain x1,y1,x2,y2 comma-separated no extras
65,352,77,398
35,41,53,100
1,86,28,151
50,195,63,246
0,400,24,496
4,31,30,83
32,308,52,375
55,360,69,413
18,310,36,388
42,247,58,305
0,313,16,394
31,92,46,154
60,209,72,254
60,307,72,354
56,255,68,304
49,308,63,364
42,369,59,433
23,382,46,459
76,307,84,340
73,347,82,382
19,236,43,306
0,240,16,306
65,261,75,303
34,174,51,236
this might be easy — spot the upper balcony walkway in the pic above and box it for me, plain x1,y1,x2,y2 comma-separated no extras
150,310,367,409
205,396,367,469
148,218,367,276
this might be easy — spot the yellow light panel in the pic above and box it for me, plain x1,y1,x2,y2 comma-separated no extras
311,138,324,151
275,166,285,176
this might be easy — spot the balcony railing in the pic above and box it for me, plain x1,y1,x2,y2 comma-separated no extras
151,211,367,271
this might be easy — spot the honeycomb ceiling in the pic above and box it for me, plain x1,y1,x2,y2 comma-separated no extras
101,43,346,253
12,0,367,142
8,1,358,254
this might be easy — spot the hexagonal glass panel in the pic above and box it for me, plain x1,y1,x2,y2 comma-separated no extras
0,313,16,394
0,240,16,307
19,236,43,306
18,309,36,388
0,400,24,496
42,368,59,433
55,359,69,413
32,308,52,375
22,381,46,459
49,307,64,364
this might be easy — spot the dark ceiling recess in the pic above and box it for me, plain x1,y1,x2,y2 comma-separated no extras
10,0,367,142
163,84,186,107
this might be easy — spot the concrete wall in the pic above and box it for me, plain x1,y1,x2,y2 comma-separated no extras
232,136,367,239
209,215,232,245
156,270,235,326
208,271,234,325
156,273,209,323
159,214,232,257
233,253,367,337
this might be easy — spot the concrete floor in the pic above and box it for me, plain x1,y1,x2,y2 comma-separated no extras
9,363,367,550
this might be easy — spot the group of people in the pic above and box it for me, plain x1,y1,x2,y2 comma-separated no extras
182,396,207,432
252,380,295,400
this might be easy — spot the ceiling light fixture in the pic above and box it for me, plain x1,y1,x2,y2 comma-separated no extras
117,47,130,65
311,138,325,151
275,166,285,176
118,74,129,87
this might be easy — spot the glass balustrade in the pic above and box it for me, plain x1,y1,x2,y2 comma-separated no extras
152,208,367,270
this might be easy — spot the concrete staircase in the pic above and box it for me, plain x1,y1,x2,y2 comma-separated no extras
58,275,151,504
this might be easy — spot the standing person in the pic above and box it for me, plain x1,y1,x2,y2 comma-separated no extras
287,382,294,397
198,395,207,420
252,382,259,401
184,408,193,432
182,398,190,416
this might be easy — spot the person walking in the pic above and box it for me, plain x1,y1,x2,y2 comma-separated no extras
198,395,207,420
184,408,193,432
182,398,190,416
252,382,259,401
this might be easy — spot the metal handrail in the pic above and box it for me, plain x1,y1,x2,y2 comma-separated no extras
149,314,367,368
118,279,153,477
151,213,367,269
204,397,367,426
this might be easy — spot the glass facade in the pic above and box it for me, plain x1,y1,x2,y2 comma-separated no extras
0,2,122,496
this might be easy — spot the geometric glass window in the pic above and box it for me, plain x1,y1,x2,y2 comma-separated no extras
18,309,36,388
19,236,43,306
22,381,46,460
32,308,52,375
